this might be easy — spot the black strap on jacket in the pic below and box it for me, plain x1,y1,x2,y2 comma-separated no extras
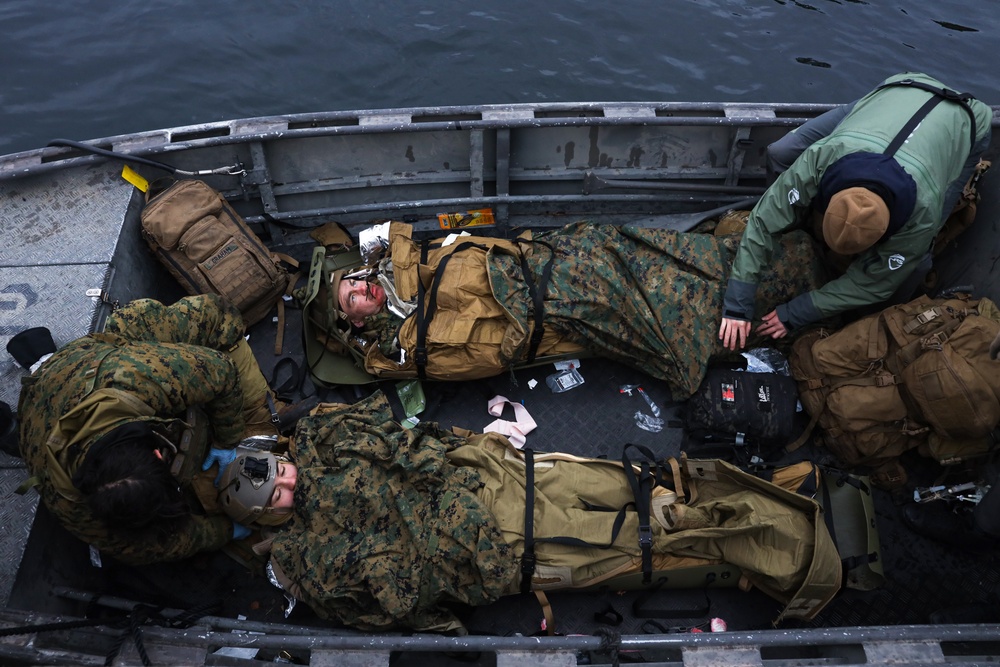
621,444,658,584
877,79,978,157
520,447,538,593
413,240,487,379
516,239,556,364
518,447,647,594
414,239,431,379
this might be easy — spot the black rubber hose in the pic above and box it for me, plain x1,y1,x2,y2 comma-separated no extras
47,138,179,173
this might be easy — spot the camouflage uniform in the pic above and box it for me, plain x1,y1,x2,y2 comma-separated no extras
489,223,827,398
269,392,516,632
17,294,256,565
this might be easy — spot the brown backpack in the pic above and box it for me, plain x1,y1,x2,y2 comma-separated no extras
140,180,291,327
789,295,1000,468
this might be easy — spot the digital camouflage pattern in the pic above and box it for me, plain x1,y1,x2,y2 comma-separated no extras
17,294,251,564
489,223,827,399
269,391,843,630
269,392,516,632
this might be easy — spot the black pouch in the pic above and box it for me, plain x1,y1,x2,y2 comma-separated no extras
684,366,800,459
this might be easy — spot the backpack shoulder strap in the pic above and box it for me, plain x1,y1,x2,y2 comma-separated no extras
876,78,978,155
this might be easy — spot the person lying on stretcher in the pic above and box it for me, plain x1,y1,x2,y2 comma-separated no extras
317,220,829,399
215,392,843,632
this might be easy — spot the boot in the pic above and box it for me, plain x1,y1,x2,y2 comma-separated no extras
7,327,56,371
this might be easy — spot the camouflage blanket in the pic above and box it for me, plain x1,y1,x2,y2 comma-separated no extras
490,224,826,398
268,393,516,632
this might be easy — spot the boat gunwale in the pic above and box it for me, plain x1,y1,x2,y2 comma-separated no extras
0,101,846,182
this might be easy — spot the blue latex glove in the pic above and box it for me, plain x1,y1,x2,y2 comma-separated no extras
202,447,238,486
232,522,252,541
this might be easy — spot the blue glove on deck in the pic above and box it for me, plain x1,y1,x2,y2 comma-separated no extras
203,447,238,486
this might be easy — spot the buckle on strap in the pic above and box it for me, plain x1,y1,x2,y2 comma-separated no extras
638,524,653,547
805,377,827,391
873,373,899,387
519,552,537,593
414,347,428,366
920,332,947,351
904,308,941,333
520,552,537,575
915,308,940,325
266,393,280,427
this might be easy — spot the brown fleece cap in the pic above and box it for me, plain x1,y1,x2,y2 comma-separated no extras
822,187,890,255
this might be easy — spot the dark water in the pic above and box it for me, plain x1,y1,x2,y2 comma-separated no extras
2,0,997,155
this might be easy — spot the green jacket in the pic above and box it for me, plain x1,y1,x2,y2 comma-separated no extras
725,72,992,328
18,294,247,565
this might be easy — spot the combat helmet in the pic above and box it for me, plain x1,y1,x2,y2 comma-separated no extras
217,447,293,527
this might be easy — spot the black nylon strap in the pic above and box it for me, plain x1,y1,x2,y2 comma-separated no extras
517,239,556,364
518,447,644,594
622,444,656,583
269,356,308,402
883,95,945,158
414,239,430,379
877,79,978,156
842,552,879,570
415,241,487,380
520,447,537,594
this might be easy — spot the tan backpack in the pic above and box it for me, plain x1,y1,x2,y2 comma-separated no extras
362,223,583,381
789,295,1000,469
140,180,292,327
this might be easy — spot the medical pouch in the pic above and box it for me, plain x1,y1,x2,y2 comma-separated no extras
684,366,800,458
140,179,290,326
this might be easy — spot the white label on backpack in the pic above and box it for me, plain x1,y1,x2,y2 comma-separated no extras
787,188,800,205
757,385,771,404
888,254,905,271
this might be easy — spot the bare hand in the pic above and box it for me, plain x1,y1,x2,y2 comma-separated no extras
757,310,789,340
719,317,752,351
